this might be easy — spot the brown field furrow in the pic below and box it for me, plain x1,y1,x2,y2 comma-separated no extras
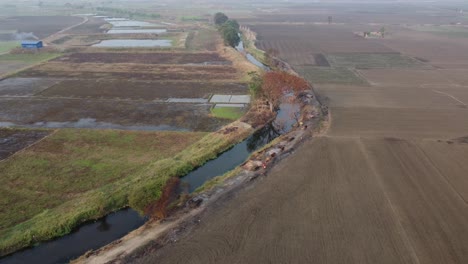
362,138,468,263
38,80,246,100
315,85,466,109
134,137,418,264
328,107,468,139
416,140,468,202
0,98,228,131
55,52,229,65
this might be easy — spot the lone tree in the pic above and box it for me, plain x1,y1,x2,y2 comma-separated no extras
380,26,386,38
219,22,240,47
217,17,241,47
261,71,310,112
328,16,333,24
214,12,228,25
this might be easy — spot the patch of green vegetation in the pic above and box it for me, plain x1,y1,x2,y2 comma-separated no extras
297,66,368,85
0,52,62,63
0,126,253,256
211,107,244,120
194,167,242,193
0,41,19,53
326,53,423,69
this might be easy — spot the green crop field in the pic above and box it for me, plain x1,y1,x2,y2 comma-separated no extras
0,42,19,54
211,107,245,120
326,53,423,69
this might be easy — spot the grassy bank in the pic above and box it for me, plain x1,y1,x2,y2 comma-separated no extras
0,125,252,256
239,30,267,66
211,107,244,120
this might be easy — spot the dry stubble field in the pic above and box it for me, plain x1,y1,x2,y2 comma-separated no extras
133,137,468,264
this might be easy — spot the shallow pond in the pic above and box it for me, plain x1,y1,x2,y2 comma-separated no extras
93,39,172,48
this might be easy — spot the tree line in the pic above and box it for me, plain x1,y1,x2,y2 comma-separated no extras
214,12,240,48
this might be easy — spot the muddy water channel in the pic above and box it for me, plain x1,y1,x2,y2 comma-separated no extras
235,36,269,71
0,41,289,264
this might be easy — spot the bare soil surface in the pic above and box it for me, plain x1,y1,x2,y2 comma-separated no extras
249,24,395,66
55,52,229,65
130,136,468,264
0,128,50,160
0,78,60,96
0,98,228,131
0,16,83,39
38,80,246,100
63,17,108,34
328,107,468,139
17,62,238,81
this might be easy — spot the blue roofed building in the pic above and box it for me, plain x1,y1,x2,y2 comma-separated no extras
21,41,43,49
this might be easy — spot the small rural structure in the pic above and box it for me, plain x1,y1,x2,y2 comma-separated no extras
21,40,43,49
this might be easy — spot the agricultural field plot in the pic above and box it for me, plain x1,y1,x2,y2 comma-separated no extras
249,24,395,66
0,53,63,77
296,66,367,85
142,136,468,264
185,28,222,51
362,138,468,264
0,128,50,160
328,107,468,139
0,78,61,96
38,80,246,100
17,62,239,81
315,84,467,109
0,98,229,131
405,25,468,39
0,41,19,53
0,16,84,39
241,3,464,25
359,68,468,87
56,52,229,65
0,129,206,247
0,61,28,77
63,17,109,34
381,27,468,69
326,53,424,69
417,139,468,201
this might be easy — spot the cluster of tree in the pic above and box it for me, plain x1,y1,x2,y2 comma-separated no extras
96,7,160,19
214,12,240,48
248,71,310,112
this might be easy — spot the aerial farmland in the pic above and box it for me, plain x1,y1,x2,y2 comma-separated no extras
2,0,468,264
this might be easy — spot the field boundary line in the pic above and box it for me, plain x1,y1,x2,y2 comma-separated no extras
432,90,467,106
0,129,58,164
357,139,422,264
